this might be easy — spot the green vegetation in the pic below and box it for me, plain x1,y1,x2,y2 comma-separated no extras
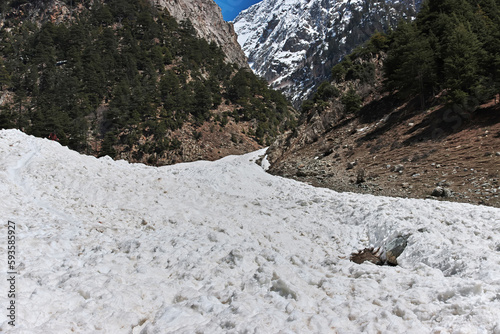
385,0,500,107
302,0,500,116
341,87,362,114
0,0,294,157
331,53,376,85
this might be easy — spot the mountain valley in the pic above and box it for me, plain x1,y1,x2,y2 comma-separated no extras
1,0,500,209
1,0,500,331
265,0,500,207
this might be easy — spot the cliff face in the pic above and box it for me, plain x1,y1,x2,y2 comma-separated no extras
158,0,248,67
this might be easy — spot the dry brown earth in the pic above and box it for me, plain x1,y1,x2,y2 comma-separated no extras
268,98,500,208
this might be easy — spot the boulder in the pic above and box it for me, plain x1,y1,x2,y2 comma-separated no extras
432,186,452,198
346,161,356,170
431,186,445,197
393,164,404,173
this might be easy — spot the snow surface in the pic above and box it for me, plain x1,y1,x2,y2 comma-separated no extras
1,129,500,333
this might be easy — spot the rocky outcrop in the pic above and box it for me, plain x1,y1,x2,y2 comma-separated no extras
384,235,409,266
0,0,74,26
158,0,248,68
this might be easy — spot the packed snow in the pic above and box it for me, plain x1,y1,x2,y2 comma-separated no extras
1,129,500,333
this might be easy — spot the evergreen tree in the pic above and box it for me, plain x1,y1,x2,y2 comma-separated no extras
100,132,117,158
385,0,499,107
385,20,437,108
0,58,11,90
193,81,212,120
0,0,294,159
442,21,483,105
341,88,362,114
227,69,251,103
314,81,339,102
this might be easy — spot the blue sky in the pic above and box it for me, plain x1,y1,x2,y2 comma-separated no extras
214,0,262,21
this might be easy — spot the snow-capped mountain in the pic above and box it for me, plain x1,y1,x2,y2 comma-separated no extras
1,129,500,332
234,0,422,106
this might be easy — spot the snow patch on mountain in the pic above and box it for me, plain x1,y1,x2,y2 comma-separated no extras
1,129,500,333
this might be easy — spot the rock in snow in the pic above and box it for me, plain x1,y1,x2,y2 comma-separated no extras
385,235,409,266
1,129,500,333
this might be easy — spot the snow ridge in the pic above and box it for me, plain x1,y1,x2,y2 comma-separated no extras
1,129,500,333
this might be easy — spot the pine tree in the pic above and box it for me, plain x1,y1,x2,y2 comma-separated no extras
341,87,362,114
100,132,117,158
0,0,294,160
385,20,437,108
0,58,11,90
442,21,483,105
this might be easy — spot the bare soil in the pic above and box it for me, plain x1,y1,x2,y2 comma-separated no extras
268,98,500,208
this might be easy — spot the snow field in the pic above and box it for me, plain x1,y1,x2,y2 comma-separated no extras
0,129,499,333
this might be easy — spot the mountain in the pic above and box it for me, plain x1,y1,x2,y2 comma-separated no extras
0,0,295,165
234,0,422,107
2,128,500,332
0,0,247,68
265,0,500,208
157,0,248,67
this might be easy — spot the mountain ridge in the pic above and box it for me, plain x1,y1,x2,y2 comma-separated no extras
234,0,422,107
0,0,248,68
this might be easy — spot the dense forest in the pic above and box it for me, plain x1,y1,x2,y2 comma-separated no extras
0,0,295,160
304,0,500,115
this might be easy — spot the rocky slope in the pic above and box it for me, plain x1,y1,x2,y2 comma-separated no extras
0,0,293,166
264,0,500,208
265,51,500,208
0,0,247,68
234,0,421,106
113,104,266,165
268,99,500,208
158,0,248,67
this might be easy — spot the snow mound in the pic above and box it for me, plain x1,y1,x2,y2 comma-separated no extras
1,129,500,333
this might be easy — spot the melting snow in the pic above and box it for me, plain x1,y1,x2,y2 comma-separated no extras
1,129,500,333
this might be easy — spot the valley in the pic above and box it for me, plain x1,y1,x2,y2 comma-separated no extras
1,0,500,332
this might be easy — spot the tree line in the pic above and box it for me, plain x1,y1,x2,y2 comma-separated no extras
302,0,500,115
0,0,295,158
385,0,500,108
